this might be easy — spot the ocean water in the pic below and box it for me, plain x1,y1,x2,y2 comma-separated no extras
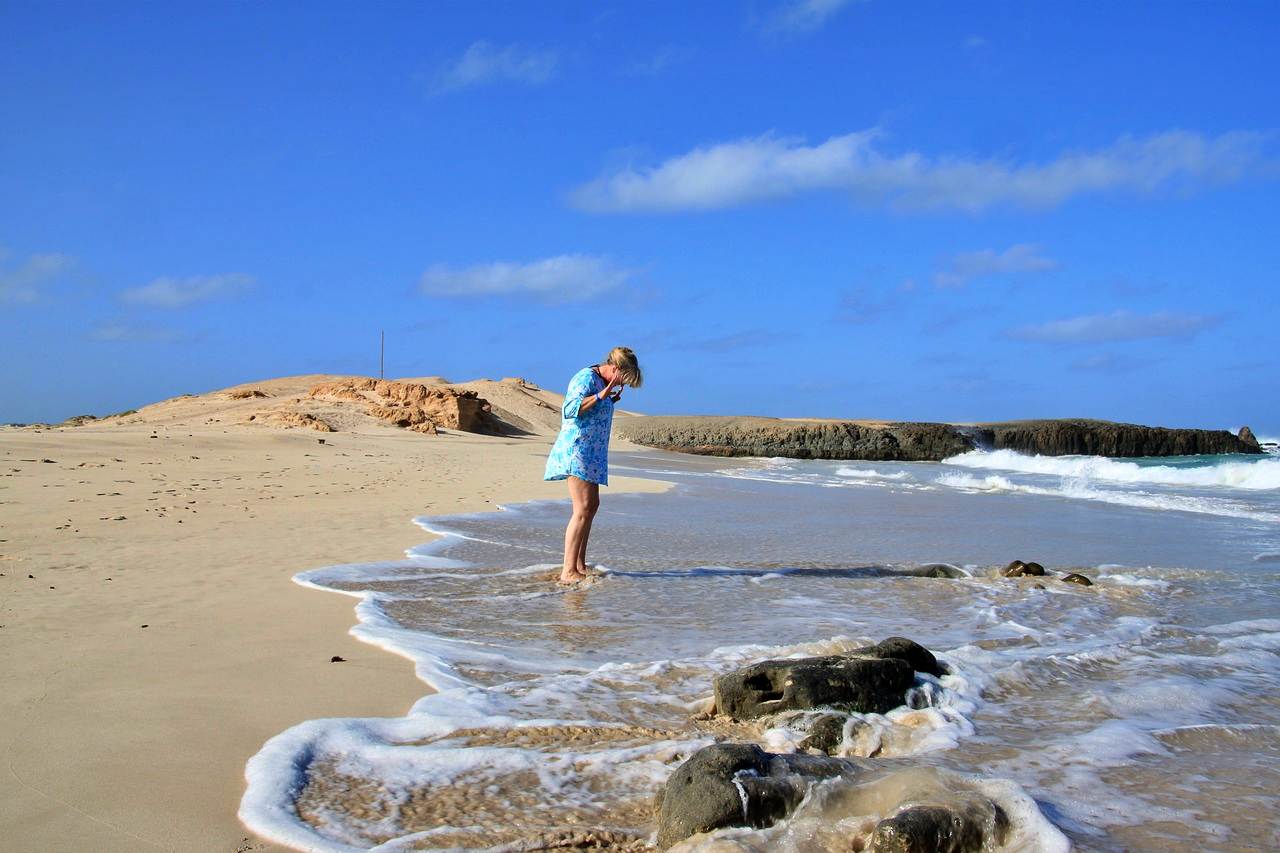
240,446,1280,852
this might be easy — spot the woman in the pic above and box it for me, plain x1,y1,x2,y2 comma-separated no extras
544,346,643,585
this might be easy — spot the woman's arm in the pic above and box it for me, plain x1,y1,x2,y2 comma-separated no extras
574,373,618,416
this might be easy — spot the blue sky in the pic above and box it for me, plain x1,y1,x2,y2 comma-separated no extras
2,1,1277,432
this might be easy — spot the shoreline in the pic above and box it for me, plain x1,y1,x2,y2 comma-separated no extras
0,421,666,852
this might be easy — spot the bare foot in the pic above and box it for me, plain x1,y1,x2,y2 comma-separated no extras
557,571,588,586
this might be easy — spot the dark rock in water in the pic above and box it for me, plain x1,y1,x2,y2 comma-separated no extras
1060,572,1094,586
714,638,939,721
716,655,913,721
1004,560,1045,577
1238,426,1261,452
868,636,945,678
907,563,967,579
798,713,851,754
655,743,863,849
870,801,1009,853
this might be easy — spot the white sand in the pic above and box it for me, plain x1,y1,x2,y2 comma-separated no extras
0,376,666,851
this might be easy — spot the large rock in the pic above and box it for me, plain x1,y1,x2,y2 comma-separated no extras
654,743,862,849
1238,426,1261,452
870,800,1009,853
714,638,940,721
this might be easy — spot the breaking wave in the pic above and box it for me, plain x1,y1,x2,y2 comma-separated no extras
943,449,1280,491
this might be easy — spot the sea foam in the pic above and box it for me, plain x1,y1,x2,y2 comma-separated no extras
944,448,1280,490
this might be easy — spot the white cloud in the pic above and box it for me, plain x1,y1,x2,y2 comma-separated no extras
767,0,860,33
120,273,254,308
934,244,1058,288
1009,310,1221,343
419,255,636,302
0,252,75,303
433,41,557,94
570,129,1272,214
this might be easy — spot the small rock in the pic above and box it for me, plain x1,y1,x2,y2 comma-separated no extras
140,624,149,628
798,713,853,754
330,655,346,663
1004,560,1045,577
1060,572,1093,586
870,800,1009,853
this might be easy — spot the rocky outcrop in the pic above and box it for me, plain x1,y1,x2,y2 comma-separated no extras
616,417,971,461
713,638,942,722
309,379,497,434
616,416,1262,460
978,419,1260,457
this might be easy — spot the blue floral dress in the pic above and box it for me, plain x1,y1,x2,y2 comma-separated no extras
544,367,615,485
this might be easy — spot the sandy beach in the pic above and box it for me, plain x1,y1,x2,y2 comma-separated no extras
0,376,666,852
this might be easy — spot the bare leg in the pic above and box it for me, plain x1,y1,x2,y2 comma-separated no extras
574,483,600,574
560,477,599,584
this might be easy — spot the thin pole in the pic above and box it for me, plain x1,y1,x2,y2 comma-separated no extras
380,330,385,379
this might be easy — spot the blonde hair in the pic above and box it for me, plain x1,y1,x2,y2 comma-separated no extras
604,346,643,388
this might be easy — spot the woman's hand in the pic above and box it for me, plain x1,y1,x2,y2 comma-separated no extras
600,372,621,401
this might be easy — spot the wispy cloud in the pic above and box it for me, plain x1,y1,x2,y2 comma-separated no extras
1010,310,1221,344
419,255,637,302
0,252,75,303
934,244,1058,288
89,322,184,343
629,45,690,76
964,35,989,51
837,281,915,323
432,41,557,94
120,273,255,308
1070,352,1162,372
570,129,1272,214
765,0,861,33
677,329,770,353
